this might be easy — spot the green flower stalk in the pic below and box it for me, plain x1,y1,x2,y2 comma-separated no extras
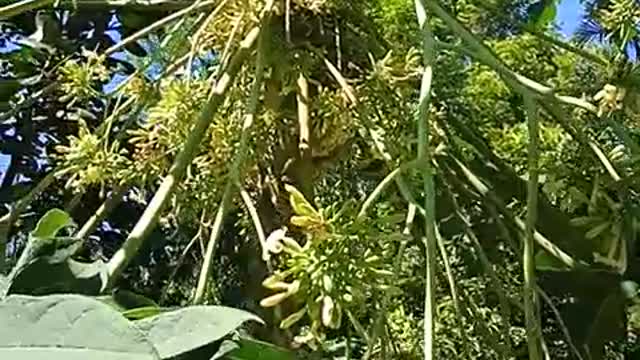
415,1,437,360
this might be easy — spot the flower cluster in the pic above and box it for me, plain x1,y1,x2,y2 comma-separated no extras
260,185,397,349
55,120,129,193
58,50,109,105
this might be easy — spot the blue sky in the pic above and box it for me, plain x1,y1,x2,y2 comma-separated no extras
558,0,582,36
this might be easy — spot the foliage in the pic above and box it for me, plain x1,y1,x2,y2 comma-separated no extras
1,0,640,359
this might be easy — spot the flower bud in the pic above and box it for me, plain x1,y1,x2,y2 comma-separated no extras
287,280,301,295
321,296,335,328
262,275,291,291
281,236,303,253
280,307,307,329
322,275,333,292
260,292,290,307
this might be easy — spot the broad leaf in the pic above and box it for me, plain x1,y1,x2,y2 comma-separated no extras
123,306,163,320
0,294,160,360
30,208,74,239
0,276,7,299
212,337,294,360
135,306,263,359
96,290,161,318
8,258,107,296
113,289,160,309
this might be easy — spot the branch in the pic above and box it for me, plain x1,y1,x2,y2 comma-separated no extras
415,2,437,360
524,96,543,359
75,185,129,241
450,156,581,270
192,0,274,303
104,0,219,56
0,0,52,20
106,22,262,288
1,0,211,18
422,2,622,184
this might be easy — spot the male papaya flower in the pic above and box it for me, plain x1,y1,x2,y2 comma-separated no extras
260,292,291,307
263,227,303,260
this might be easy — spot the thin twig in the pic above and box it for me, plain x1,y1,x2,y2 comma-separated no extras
104,0,217,56
186,0,231,81
414,2,438,359
435,228,471,356
106,20,264,288
0,0,52,20
524,96,543,360
192,1,274,303
75,185,129,241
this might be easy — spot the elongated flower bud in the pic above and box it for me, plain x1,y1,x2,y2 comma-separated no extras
287,279,301,295
281,236,303,253
321,295,335,327
260,292,290,307
280,307,307,329
262,278,291,291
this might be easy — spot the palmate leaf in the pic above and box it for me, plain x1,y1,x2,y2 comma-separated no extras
0,294,160,360
135,306,263,359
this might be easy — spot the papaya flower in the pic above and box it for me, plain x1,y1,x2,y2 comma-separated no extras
263,227,300,260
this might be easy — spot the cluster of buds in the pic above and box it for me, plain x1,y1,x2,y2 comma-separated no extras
593,84,627,116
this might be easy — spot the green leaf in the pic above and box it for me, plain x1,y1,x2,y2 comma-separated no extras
212,337,294,360
113,289,160,309
30,209,75,239
284,184,320,218
8,258,107,296
135,306,263,359
0,79,21,102
0,276,8,299
123,307,164,320
0,294,160,360
527,0,558,29
535,250,570,271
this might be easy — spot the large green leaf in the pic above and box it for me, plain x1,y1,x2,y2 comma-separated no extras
135,306,263,359
31,209,75,239
0,294,160,360
212,337,295,360
8,258,107,296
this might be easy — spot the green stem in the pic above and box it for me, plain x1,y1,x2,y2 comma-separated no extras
106,24,262,288
192,2,273,303
450,157,580,269
357,159,424,220
525,29,609,67
423,1,623,185
75,185,129,241
524,96,542,360
415,2,437,360
435,228,471,356
0,170,59,272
